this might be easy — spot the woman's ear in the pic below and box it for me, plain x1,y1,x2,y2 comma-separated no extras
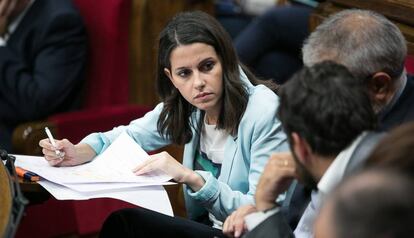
164,68,172,81
165,68,178,89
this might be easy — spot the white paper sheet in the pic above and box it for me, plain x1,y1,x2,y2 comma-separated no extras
15,154,176,192
38,180,174,216
14,132,172,184
63,181,176,193
13,132,176,217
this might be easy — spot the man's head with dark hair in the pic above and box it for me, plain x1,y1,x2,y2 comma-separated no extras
314,169,414,238
277,61,376,188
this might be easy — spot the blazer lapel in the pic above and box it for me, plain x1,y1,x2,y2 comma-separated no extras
220,135,238,183
183,111,202,170
183,135,199,170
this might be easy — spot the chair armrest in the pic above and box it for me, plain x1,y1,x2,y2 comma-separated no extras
12,121,54,155
48,104,152,143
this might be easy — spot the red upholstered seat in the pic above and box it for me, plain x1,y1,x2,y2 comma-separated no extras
405,55,414,75
48,105,151,144
74,0,130,109
47,0,152,145
15,0,152,236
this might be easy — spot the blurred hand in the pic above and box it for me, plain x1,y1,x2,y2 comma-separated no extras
39,138,84,167
223,204,257,238
255,152,296,211
133,151,205,191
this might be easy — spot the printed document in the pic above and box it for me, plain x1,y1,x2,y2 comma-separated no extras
14,132,174,216
15,132,172,184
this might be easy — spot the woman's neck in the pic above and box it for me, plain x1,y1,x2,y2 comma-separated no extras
205,112,219,125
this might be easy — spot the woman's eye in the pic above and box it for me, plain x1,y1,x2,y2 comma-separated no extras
177,69,191,78
201,61,215,72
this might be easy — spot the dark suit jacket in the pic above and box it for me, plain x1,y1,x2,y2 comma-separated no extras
244,211,294,238
380,75,414,131
0,0,87,151
245,132,385,238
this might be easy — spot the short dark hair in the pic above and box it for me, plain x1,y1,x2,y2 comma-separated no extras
277,61,377,156
156,11,249,144
329,169,414,238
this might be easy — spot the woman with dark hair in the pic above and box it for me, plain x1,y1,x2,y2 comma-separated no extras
39,11,287,237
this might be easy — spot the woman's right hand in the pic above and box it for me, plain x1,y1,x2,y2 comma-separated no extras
39,138,83,167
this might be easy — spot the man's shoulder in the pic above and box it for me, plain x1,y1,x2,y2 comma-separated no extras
398,75,414,106
30,0,81,23
345,132,385,175
245,84,280,118
240,85,282,135
397,74,414,120
34,0,78,13
380,75,414,130
405,74,414,96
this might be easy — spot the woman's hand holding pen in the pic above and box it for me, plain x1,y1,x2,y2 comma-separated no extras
39,138,78,166
133,151,205,191
39,139,95,167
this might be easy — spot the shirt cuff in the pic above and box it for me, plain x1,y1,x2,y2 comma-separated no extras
244,207,280,231
80,132,107,154
186,170,219,203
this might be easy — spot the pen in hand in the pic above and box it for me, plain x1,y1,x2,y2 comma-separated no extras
45,127,65,159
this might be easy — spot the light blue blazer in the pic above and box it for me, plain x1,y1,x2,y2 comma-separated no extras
81,70,288,222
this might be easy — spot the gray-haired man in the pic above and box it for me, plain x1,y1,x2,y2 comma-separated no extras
303,9,414,130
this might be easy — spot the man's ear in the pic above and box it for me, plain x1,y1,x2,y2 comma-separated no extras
369,72,393,103
291,132,312,165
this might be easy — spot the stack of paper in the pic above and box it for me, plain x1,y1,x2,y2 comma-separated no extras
14,132,174,216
